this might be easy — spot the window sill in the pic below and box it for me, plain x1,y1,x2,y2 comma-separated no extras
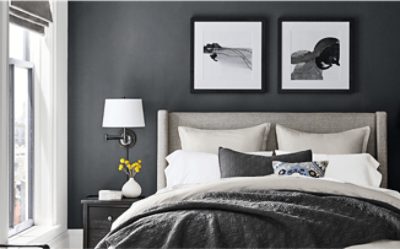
8,225,65,245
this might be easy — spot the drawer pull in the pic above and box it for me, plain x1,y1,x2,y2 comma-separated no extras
107,216,113,222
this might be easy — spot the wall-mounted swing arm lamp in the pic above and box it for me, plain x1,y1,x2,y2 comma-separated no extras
102,99,145,154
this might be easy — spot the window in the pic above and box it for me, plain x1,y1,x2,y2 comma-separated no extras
8,24,37,237
3,3,68,241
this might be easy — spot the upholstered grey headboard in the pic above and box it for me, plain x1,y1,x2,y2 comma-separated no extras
157,110,388,190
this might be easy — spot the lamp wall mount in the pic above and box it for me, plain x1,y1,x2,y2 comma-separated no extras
104,128,137,148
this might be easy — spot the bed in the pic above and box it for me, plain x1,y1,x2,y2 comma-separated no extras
96,110,400,249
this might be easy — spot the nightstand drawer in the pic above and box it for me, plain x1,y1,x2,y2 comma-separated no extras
87,206,127,248
88,206,126,228
82,197,143,249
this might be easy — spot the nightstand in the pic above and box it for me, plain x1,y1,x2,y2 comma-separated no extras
81,196,143,248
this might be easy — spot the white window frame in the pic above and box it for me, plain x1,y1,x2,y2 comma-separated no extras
0,1,10,244
1,0,68,244
8,57,35,237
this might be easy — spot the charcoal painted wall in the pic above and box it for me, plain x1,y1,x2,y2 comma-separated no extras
68,1,400,228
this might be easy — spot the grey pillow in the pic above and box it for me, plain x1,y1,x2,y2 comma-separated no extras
218,147,312,178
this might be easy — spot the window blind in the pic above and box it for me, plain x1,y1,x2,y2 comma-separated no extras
9,0,53,34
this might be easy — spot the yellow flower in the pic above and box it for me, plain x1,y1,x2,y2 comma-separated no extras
134,167,140,173
120,158,125,164
138,160,142,164
125,160,130,165
129,164,135,170
118,164,124,171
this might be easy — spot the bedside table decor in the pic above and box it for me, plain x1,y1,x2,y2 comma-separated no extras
118,158,142,197
122,178,141,198
98,190,122,201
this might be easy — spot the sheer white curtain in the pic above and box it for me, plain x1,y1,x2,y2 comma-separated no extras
0,1,10,244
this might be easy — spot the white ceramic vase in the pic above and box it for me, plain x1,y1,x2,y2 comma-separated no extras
122,177,142,198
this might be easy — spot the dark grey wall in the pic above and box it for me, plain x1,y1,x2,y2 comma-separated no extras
68,1,400,228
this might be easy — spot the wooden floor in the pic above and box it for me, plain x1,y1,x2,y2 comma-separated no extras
48,230,82,249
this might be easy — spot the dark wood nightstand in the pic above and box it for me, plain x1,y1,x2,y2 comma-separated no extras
81,196,144,248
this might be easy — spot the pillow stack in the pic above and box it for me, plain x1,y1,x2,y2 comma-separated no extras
274,124,381,187
165,123,380,189
166,123,272,187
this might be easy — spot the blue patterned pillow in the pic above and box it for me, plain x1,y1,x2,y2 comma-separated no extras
272,161,328,178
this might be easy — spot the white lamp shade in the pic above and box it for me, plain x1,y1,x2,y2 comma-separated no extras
102,98,145,128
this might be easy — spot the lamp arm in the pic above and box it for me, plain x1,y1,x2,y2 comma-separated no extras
104,128,137,148
104,134,123,141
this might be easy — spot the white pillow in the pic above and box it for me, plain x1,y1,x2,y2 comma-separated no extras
276,125,370,154
165,150,220,188
275,150,382,187
313,153,381,188
165,150,273,188
178,123,271,154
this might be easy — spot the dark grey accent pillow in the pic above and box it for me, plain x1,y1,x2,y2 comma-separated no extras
218,147,312,178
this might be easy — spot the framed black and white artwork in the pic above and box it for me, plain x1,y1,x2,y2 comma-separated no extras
279,19,352,92
191,18,265,93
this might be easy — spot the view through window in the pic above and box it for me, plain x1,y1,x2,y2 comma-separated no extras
9,23,37,236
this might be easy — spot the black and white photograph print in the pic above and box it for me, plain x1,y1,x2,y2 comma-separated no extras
279,19,351,92
191,18,265,92
203,43,253,70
